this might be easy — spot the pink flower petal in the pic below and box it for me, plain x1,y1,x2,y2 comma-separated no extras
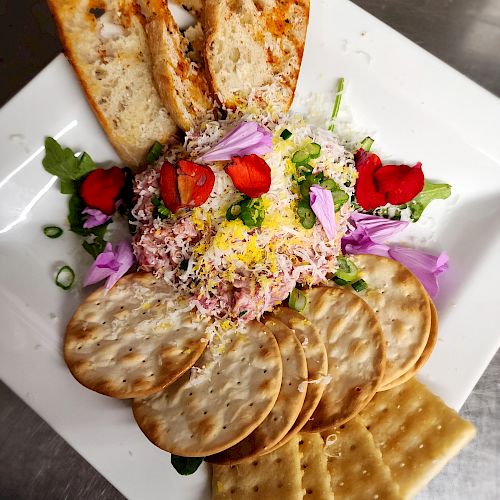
105,241,135,290
310,185,336,240
348,212,409,243
388,246,449,298
199,122,272,163
82,207,112,229
83,241,135,290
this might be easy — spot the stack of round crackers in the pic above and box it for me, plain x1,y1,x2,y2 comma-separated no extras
64,254,438,466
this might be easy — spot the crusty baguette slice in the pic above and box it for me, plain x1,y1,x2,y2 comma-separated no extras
169,0,203,19
47,0,178,168
204,0,310,113
137,0,215,131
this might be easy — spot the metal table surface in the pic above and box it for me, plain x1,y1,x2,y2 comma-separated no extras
0,1,499,499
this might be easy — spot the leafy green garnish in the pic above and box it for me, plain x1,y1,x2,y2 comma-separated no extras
373,181,451,222
409,181,452,221
171,455,204,476
42,137,96,194
68,195,110,258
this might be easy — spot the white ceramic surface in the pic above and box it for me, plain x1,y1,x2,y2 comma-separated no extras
1,1,499,498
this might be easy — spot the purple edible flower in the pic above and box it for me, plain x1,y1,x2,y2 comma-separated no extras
198,122,272,163
388,246,449,299
84,241,135,290
341,212,449,298
82,207,112,229
310,185,336,240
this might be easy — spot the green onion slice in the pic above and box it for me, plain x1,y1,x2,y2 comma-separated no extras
297,200,316,229
331,190,349,211
55,265,75,291
226,203,241,221
335,257,359,282
292,149,310,165
351,279,368,292
360,136,374,152
43,226,63,239
328,77,345,132
304,142,321,159
280,129,292,140
289,288,307,312
332,276,348,286
146,141,163,164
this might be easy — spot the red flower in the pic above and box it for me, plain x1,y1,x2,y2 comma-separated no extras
79,167,125,215
225,154,271,198
355,151,424,210
160,160,215,213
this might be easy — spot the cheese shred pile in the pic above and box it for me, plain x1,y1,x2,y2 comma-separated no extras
131,114,357,322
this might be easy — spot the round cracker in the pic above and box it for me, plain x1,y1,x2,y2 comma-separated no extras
133,321,282,457
378,300,439,391
301,286,386,432
350,254,432,385
267,307,328,449
64,272,209,399
207,317,308,464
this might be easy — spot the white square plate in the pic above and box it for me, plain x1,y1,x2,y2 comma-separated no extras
1,1,499,498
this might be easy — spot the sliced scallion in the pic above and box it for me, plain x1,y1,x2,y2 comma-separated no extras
335,257,359,282
304,142,321,159
333,276,348,286
146,141,163,164
226,203,241,221
289,288,307,312
360,136,374,152
280,129,292,140
55,265,75,291
328,77,345,132
351,279,368,292
297,200,316,229
331,190,349,211
292,149,310,165
43,226,63,239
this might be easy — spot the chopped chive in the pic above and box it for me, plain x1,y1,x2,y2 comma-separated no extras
328,77,345,132
239,310,248,317
289,288,307,312
351,279,368,292
43,226,63,239
146,141,163,164
55,265,75,291
360,136,374,152
280,129,292,140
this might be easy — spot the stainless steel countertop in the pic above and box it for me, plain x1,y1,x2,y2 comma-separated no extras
1,1,499,498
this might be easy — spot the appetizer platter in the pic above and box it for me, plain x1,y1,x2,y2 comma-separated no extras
1,0,500,499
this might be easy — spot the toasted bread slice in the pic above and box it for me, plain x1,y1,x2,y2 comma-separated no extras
204,0,310,113
138,0,216,131
47,0,178,168
170,0,203,19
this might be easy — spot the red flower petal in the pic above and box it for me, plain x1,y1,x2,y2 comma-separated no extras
374,163,424,205
160,161,182,213
79,167,125,215
160,160,215,213
355,152,386,211
177,160,215,207
225,154,271,199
